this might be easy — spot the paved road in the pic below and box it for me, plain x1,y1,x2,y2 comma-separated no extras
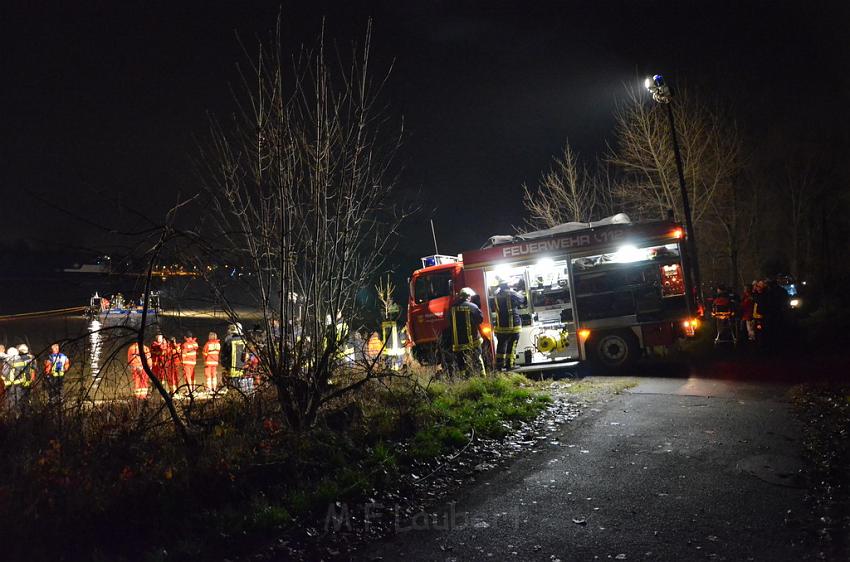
360,374,810,561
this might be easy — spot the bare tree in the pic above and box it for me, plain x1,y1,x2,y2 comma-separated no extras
784,159,821,279
375,274,396,320
193,21,405,430
522,141,613,230
607,84,741,223
607,83,745,284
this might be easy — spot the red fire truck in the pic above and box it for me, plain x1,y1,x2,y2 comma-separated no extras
407,214,700,372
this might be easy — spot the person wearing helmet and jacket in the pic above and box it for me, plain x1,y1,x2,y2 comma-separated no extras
222,323,251,394
9,345,35,412
493,278,527,371
447,287,485,377
1,345,17,406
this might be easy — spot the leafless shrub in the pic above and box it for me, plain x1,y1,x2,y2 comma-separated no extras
191,20,408,430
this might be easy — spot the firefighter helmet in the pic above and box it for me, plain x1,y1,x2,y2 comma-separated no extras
458,287,476,300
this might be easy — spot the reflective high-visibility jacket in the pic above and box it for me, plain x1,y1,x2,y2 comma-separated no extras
46,352,70,377
128,342,151,368
203,339,221,366
222,335,247,376
494,287,526,335
181,337,199,366
450,300,483,352
11,353,36,386
366,332,383,358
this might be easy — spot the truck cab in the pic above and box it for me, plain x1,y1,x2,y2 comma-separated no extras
407,255,465,364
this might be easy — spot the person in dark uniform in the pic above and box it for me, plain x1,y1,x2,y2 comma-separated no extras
448,287,485,378
494,278,527,371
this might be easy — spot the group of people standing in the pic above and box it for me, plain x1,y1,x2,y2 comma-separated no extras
128,330,223,399
0,343,70,411
711,278,790,346
127,324,257,399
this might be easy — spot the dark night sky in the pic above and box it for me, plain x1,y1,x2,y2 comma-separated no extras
2,1,848,265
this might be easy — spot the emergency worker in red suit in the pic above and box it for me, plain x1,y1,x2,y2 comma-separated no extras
166,337,182,393
181,332,199,392
150,333,169,387
127,341,152,399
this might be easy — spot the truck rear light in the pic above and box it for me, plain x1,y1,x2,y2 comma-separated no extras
578,329,591,341
481,324,492,336
682,318,699,336
671,227,684,239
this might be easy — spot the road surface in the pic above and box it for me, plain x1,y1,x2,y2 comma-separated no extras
360,374,811,561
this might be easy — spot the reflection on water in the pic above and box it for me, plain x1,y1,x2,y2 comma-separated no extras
88,319,103,379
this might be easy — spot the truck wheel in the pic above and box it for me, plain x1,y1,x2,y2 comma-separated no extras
590,330,639,373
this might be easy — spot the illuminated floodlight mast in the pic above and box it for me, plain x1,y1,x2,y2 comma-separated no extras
644,73,702,303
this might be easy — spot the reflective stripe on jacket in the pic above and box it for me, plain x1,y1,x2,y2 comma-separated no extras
223,336,246,376
203,340,220,366
450,301,483,352
46,352,70,377
494,288,525,334
127,343,151,368
11,354,35,386
181,338,199,366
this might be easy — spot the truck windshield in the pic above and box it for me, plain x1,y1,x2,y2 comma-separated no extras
413,271,453,304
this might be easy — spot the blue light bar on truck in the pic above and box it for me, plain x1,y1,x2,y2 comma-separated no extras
420,255,460,268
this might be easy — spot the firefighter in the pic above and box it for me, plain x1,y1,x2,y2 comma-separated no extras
1,346,18,406
222,323,251,394
381,319,405,371
181,332,199,392
150,333,169,386
202,332,221,392
127,340,152,399
448,287,485,377
493,278,527,371
9,345,35,412
43,343,70,406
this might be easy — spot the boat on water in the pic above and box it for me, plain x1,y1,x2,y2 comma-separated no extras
65,255,112,274
86,291,160,322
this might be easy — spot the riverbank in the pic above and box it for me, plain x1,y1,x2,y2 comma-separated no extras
0,371,573,561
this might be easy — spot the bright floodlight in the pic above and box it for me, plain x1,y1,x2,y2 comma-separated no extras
644,77,653,90
493,263,513,279
536,257,555,270
611,245,645,263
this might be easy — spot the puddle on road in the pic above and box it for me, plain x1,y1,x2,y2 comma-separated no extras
736,454,806,488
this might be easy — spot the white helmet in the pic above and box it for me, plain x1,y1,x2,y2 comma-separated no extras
6,347,19,357
458,287,476,300
17,344,28,354
227,322,243,335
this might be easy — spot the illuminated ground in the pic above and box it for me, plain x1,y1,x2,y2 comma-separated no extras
360,372,813,561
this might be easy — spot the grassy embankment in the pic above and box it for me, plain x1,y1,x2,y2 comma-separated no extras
0,372,554,561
